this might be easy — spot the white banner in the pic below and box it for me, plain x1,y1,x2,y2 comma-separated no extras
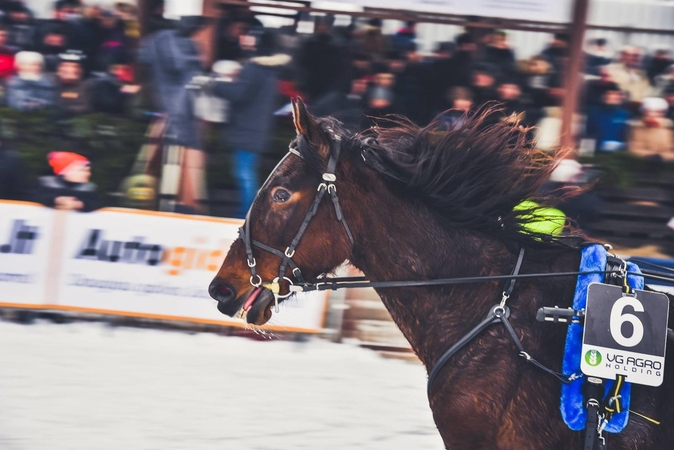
55,208,328,332
164,0,204,19
351,0,573,23
0,202,54,307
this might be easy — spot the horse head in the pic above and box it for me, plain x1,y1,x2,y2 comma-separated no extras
209,98,356,325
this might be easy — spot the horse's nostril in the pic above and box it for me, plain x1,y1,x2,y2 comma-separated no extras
218,285,232,297
209,280,236,304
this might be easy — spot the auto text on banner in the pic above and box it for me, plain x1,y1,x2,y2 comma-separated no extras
56,209,328,332
0,201,54,307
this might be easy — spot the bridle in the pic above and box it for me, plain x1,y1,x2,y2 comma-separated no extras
238,128,354,312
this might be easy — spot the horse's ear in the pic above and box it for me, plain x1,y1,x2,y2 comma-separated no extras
291,97,320,141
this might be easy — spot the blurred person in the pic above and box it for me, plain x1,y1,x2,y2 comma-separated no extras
664,84,674,122
646,48,672,85
605,46,650,104
392,21,416,55
38,0,92,58
483,30,516,77
139,15,207,212
311,77,367,130
0,126,32,201
541,33,569,73
4,1,37,50
37,22,67,72
144,0,172,34
364,70,397,126
214,8,248,62
392,44,430,124
55,49,90,114
585,82,630,153
114,2,140,45
34,151,101,212
470,62,498,105
91,9,128,73
6,51,55,111
496,77,532,123
296,15,347,102
0,23,18,79
209,29,291,218
584,65,618,108
89,54,139,115
359,18,388,62
584,38,612,75
522,56,555,108
449,32,477,88
628,96,674,162
653,64,674,97
431,41,456,111
437,86,472,127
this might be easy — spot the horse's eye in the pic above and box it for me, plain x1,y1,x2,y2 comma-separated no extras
272,189,291,203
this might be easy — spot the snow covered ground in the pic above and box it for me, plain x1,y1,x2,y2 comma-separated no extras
0,320,445,450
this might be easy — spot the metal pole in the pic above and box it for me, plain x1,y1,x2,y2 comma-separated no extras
560,0,591,153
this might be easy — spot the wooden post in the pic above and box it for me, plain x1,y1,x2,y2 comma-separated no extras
560,0,590,153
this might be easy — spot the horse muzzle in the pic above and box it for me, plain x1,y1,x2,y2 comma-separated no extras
208,279,275,325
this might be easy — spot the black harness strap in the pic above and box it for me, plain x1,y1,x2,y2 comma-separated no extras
427,247,579,397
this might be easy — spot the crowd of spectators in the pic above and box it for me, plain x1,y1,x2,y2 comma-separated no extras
2,0,674,217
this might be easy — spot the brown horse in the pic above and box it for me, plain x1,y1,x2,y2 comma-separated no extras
209,100,674,449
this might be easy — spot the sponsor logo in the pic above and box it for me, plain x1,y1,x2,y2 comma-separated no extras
75,229,226,276
585,349,602,367
0,220,39,255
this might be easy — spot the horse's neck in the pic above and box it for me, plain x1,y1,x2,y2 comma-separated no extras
344,175,513,368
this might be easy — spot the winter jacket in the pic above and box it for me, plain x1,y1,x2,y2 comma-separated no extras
56,79,92,114
628,118,674,162
138,29,204,149
6,75,56,111
213,54,291,154
34,175,101,212
585,105,630,151
605,63,651,103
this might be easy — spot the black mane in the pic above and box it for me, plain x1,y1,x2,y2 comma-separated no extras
353,108,583,247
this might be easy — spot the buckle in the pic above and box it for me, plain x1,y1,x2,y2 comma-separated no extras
322,173,337,182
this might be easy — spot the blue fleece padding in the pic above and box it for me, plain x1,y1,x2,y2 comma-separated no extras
560,244,644,432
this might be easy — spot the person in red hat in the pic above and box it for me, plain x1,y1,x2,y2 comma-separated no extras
34,152,101,212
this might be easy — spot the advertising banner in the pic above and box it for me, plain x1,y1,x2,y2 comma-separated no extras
55,209,328,332
0,201,54,307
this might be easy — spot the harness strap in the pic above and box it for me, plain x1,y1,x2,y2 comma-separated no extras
427,247,579,397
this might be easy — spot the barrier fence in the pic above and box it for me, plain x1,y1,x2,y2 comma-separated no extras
0,201,328,333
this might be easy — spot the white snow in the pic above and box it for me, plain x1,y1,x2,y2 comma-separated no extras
0,321,444,450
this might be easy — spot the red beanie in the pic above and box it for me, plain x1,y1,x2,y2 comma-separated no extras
48,152,89,175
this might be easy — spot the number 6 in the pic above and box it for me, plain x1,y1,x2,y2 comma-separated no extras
610,296,645,347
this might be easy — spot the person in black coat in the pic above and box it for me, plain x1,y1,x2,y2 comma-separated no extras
34,152,100,212
0,149,32,201
209,29,290,217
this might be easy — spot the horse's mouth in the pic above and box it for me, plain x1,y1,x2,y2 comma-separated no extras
217,286,275,325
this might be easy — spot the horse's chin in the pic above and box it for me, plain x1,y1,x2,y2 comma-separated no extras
215,287,275,326
244,288,274,325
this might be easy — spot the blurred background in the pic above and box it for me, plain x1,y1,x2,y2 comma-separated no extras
3,0,674,448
